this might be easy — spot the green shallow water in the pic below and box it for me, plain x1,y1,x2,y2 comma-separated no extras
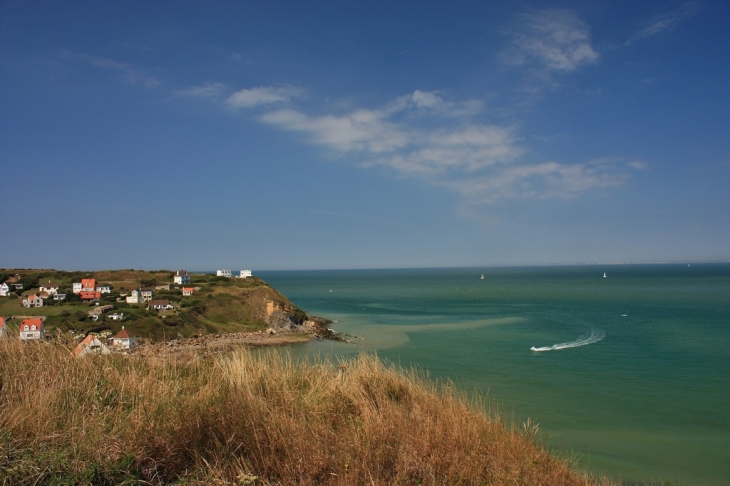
257,264,730,485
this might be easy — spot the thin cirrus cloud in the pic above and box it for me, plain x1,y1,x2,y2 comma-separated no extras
226,86,299,108
174,82,226,98
624,2,698,46
236,89,639,203
59,50,160,87
503,9,599,73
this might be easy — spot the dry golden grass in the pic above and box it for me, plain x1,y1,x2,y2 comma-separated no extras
0,340,618,485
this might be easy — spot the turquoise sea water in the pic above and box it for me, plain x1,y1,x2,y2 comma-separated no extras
257,264,730,485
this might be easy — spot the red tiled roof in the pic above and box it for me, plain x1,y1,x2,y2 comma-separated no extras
114,327,133,339
0,317,5,328
74,334,97,354
21,318,43,327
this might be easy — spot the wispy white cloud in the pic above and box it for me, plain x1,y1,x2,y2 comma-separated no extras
504,9,599,73
443,159,638,204
226,86,298,108
625,2,698,46
59,50,160,87
251,89,639,203
175,82,226,99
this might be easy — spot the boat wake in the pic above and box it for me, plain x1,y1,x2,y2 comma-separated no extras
530,328,605,352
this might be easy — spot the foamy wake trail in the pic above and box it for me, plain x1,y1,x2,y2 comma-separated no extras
530,328,605,352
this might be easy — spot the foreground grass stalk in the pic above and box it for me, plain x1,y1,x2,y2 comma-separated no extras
0,340,615,485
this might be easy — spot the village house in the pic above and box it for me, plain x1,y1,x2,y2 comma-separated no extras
96,286,111,294
182,287,194,296
108,312,124,321
148,299,173,310
19,318,44,341
216,269,232,277
73,279,96,294
22,294,43,308
112,326,136,350
0,283,9,296
74,334,111,356
173,270,190,285
53,293,66,301
126,289,143,304
140,289,154,302
0,317,8,339
155,284,171,291
238,270,253,278
39,292,50,300
39,280,60,295
80,290,101,301
13,283,24,290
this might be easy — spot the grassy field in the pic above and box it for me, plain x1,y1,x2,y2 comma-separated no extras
0,339,617,486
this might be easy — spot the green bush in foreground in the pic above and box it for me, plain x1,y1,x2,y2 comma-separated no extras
0,340,616,485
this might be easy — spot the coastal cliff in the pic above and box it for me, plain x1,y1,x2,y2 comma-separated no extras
0,268,337,344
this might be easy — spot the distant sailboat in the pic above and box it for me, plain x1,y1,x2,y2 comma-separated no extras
481,274,485,280
603,272,607,278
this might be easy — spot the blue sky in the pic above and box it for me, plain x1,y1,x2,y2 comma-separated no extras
1,1,728,270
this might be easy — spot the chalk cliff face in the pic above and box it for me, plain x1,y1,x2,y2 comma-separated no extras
264,299,338,339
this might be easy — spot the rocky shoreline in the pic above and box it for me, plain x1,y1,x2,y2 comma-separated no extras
133,315,346,359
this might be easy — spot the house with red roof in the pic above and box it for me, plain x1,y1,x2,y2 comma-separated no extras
22,294,43,308
20,318,44,341
112,326,136,350
182,287,194,296
80,291,101,301
74,334,111,356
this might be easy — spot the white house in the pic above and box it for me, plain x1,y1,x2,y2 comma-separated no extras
174,270,190,285
22,294,43,308
72,282,83,294
216,270,232,277
0,317,8,339
54,293,66,301
0,283,10,297
140,289,154,302
96,286,111,294
74,334,111,356
39,280,60,295
19,318,44,340
108,313,124,321
148,299,173,310
238,270,253,279
112,326,137,350
182,287,194,296
126,290,143,304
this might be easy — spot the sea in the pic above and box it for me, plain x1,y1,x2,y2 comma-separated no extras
256,264,730,486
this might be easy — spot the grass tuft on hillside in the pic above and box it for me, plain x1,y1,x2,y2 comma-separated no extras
0,339,616,485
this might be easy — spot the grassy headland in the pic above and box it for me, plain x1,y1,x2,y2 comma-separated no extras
0,269,317,343
0,339,616,485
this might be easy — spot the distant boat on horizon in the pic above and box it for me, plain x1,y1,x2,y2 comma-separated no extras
481,274,485,280
603,272,607,278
